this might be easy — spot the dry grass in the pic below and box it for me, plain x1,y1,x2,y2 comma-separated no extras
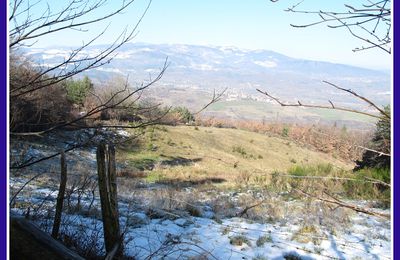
229,235,251,246
117,125,353,190
292,225,325,245
196,117,371,162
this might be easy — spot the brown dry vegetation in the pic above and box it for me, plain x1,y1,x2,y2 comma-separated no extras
195,116,372,162
10,53,75,133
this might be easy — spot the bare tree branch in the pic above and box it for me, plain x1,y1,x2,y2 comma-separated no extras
322,80,390,119
256,85,385,120
10,0,154,98
193,88,227,115
273,0,391,53
10,0,144,47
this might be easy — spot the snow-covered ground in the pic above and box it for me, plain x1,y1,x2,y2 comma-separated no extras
10,176,391,260
122,215,391,259
9,129,391,259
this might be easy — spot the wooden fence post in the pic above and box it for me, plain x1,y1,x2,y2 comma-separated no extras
51,150,67,239
97,143,122,257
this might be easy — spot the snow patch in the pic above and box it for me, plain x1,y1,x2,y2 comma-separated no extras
254,60,277,68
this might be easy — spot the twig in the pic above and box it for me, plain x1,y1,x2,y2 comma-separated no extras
193,88,227,115
277,0,391,53
322,80,390,119
237,199,266,217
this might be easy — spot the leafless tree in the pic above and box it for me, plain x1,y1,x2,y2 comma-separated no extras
9,5,169,254
265,0,391,122
272,0,391,53
8,0,172,173
9,0,166,131
9,0,155,96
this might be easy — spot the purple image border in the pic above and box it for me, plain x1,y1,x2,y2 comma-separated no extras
1,0,6,259
393,1,399,259
0,1,398,259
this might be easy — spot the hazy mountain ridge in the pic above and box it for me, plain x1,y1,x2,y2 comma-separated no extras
26,42,391,113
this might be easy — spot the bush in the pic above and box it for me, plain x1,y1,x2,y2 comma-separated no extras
292,225,323,245
232,146,247,156
229,235,251,246
256,234,273,247
282,126,289,137
173,106,195,123
283,252,304,260
10,53,76,132
99,102,143,122
10,82,74,133
288,164,333,177
185,204,202,217
343,167,390,203
161,106,195,125
94,78,159,122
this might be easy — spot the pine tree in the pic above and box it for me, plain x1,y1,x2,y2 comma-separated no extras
354,106,390,171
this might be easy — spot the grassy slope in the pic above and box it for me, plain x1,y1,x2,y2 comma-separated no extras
118,125,353,186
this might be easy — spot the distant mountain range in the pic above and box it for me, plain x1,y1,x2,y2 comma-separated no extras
26,42,391,119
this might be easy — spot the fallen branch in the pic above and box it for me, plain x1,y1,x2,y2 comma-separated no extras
294,188,390,220
237,199,267,217
356,145,390,157
272,173,390,186
363,176,391,187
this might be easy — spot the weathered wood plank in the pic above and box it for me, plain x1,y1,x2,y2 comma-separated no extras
10,216,84,260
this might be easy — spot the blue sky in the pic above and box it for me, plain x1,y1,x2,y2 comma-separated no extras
27,0,391,70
